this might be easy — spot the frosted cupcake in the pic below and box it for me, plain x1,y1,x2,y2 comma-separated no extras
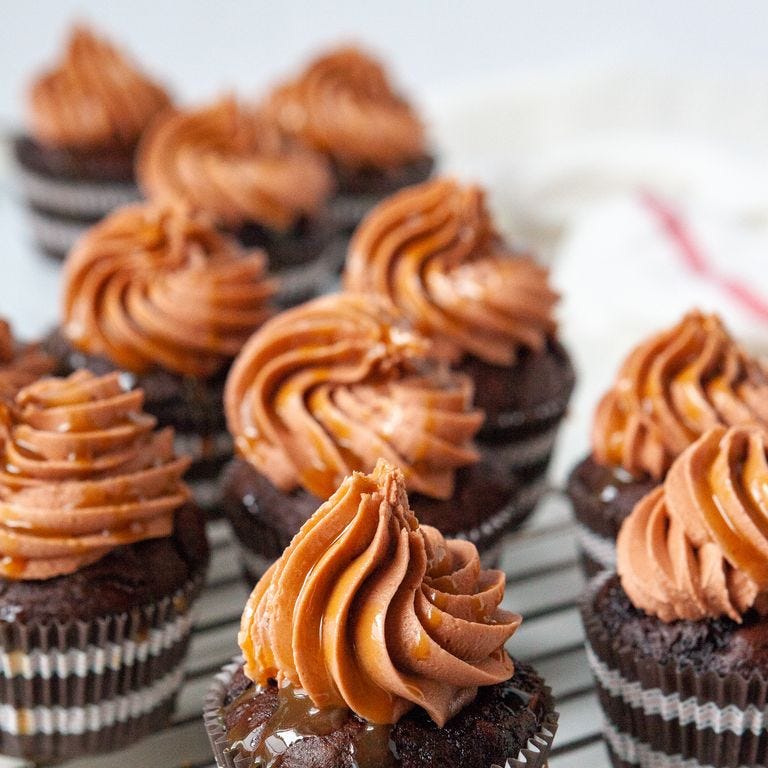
13,24,171,259
47,201,276,509
205,460,558,767
583,425,768,767
345,177,575,530
222,292,525,581
0,370,208,762
568,310,768,575
137,97,336,306
265,45,434,231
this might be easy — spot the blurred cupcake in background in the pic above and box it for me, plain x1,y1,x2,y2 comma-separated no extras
206,460,557,768
345,177,575,531
0,370,208,762
13,24,172,260
0,318,54,400
583,424,768,767
137,97,337,306
568,310,768,576
46,201,276,510
221,292,524,583
265,45,434,232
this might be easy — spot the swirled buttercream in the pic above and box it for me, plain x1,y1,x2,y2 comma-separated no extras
239,460,520,726
62,202,276,377
0,370,190,581
266,46,426,169
617,425,768,622
28,24,171,149
345,177,558,365
224,293,482,500
0,320,54,402
137,97,332,230
593,311,768,479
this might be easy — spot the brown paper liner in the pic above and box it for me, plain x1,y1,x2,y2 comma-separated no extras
0,569,205,763
581,572,768,767
204,657,558,768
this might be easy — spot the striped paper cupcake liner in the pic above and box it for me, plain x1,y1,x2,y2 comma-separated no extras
582,572,768,768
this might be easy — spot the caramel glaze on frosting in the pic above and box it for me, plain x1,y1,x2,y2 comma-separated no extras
345,178,558,366
240,460,520,726
0,371,190,581
137,97,333,231
62,202,276,378
617,425,768,623
224,292,483,501
266,45,427,170
593,311,768,480
28,24,171,149
0,320,54,402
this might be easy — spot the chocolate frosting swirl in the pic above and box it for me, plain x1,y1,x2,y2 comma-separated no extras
593,311,768,479
266,45,426,169
137,97,333,230
617,425,768,622
28,24,171,149
345,178,558,366
240,460,520,726
0,320,54,402
0,371,190,581
62,202,276,377
224,292,482,500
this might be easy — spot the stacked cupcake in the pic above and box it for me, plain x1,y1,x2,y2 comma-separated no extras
568,310,768,576
206,460,558,768
0,370,208,761
14,25,171,259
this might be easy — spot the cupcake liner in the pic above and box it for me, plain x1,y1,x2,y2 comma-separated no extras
16,163,139,219
273,235,347,308
25,207,92,259
575,522,617,574
329,192,385,231
0,569,204,762
582,572,768,768
480,424,560,472
174,431,233,468
204,657,559,768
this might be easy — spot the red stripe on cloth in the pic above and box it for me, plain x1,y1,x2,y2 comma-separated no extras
640,192,768,323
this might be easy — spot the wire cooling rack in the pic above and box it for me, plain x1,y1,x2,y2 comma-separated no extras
0,488,609,768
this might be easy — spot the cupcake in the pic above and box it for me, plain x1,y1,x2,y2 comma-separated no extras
568,310,768,576
13,24,172,260
205,460,558,768
265,45,434,232
137,97,337,306
222,292,526,582
0,370,208,762
0,318,54,400
47,201,276,510
583,424,768,768
345,177,575,530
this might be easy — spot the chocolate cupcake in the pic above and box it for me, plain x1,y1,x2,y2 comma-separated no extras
221,292,529,583
265,45,434,232
47,201,276,510
0,318,54,400
137,97,338,306
0,370,208,762
583,424,768,768
345,177,575,531
206,460,557,768
13,24,171,260
568,310,768,576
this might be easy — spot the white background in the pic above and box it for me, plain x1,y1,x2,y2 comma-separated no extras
2,0,768,128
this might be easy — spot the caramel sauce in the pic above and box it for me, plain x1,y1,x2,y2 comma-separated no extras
0,556,28,579
225,683,397,767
